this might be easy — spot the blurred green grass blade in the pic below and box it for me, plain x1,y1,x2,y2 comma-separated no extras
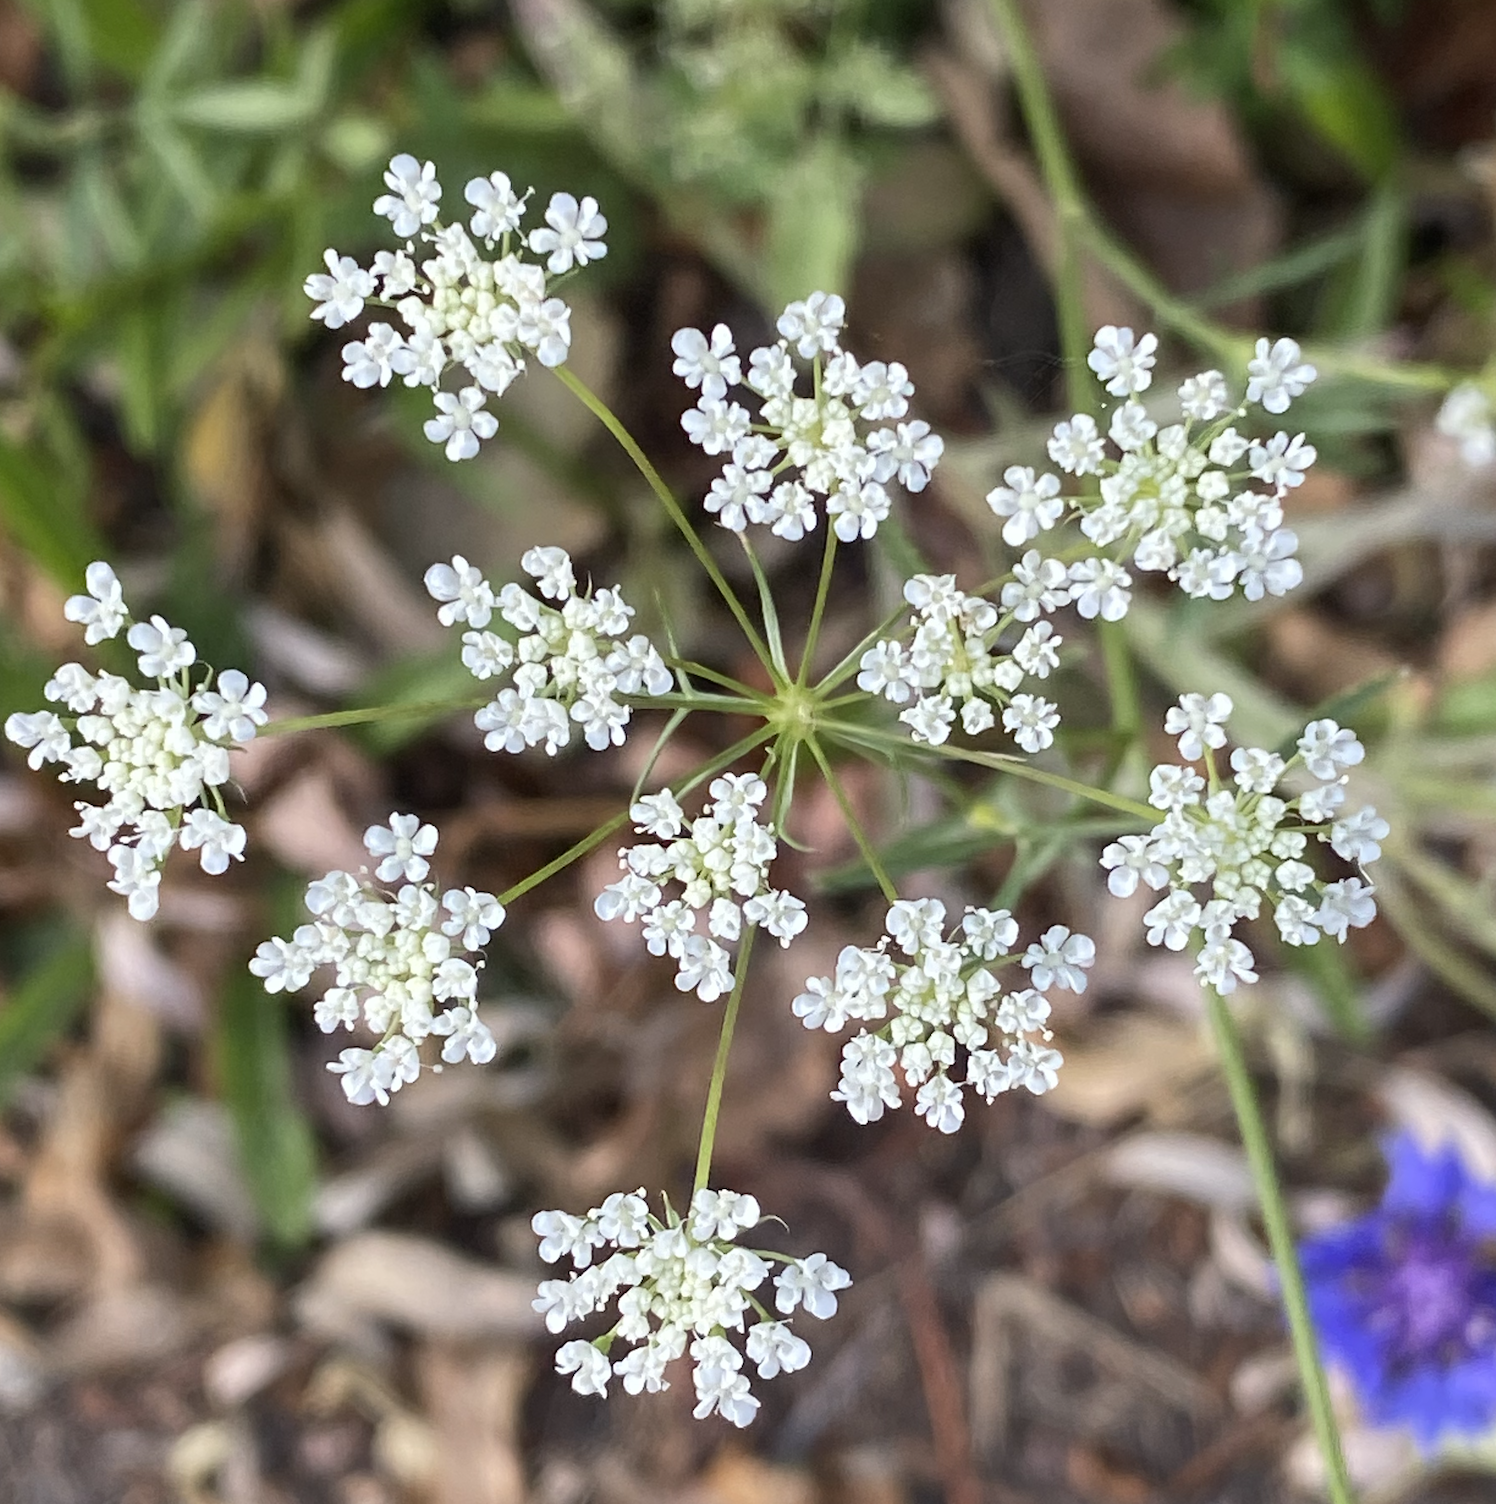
764,134,860,313
1279,35,1400,183
1375,872,1496,1021
33,0,161,81
347,650,477,755
1434,672,1496,737
1284,936,1370,1043
0,928,94,1109
172,28,336,135
1122,597,1300,749
1269,671,1400,761
216,971,317,1249
1190,219,1365,311
0,431,104,584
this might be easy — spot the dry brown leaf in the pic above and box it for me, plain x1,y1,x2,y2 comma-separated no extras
0,1307,46,1413
96,909,204,1028
969,1273,1218,1471
48,1283,197,1375
680,1450,818,1504
1104,1132,1255,1213
1046,1013,1212,1128
1264,612,1404,705
1019,0,1281,297
182,335,285,582
1438,595,1496,679
417,1344,529,1504
256,768,370,878
203,1334,295,1410
131,1100,260,1242
294,1232,542,1342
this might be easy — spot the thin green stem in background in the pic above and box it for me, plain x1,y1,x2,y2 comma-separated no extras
805,734,899,904
1205,989,1356,1504
262,697,487,737
553,366,777,675
693,926,758,1199
798,529,839,688
985,0,1459,401
987,0,1092,415
824,720,1159,822
497,724,775,909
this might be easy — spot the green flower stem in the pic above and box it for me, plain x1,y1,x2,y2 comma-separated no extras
497,724,775,909
797,529,839,689
630,692,769,714
1204,988,1356,1504
692,925,758,1200
805,735,899,904
987,0,1092,415
496,810,630,909
262,697,487,736
991,0,1145,776
739,536,789,684
667,658,766,698
812,600,912,698
552,366,777,676
823,719,1159,822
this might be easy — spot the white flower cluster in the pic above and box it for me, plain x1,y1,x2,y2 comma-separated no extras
1102,696,1384,994
594,774,805,1001
5,562,264,920
857,570,1064,748
1436,383,1496,469
794,899,1088,1133
672,291,943,543
305,155,607,461
532,1186,848,1425
425,546,671,756
249,814,504,1105
987,329,1319,604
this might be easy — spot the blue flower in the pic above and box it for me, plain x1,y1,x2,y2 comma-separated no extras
1299,1132,1496,1449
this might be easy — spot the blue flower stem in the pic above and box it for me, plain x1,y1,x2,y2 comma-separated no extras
1205,988,1356,1504
552,367,778,680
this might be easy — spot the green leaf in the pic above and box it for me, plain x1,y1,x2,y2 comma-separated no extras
820,41,940,129
1284,937,1370,1043
0,431,104,585
1279,41,1400,182
0,928,93,1109
764,135,861,312
216,970,317,1249
174,28,336,136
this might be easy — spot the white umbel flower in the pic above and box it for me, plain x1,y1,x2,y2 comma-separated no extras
306,156,607,462
251,815,504,1104
1104,700,1383,990
672,293,941,544
425,547,670,757
796,899,1076,1128
7,561,262,921
595,771,800,997
1436,384,1496,468
531,1186,845,1424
